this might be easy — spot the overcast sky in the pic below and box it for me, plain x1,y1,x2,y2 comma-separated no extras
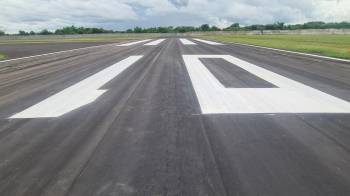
0,0,349,33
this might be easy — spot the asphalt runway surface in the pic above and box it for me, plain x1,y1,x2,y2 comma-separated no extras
1,38,350,196
0,42,115,59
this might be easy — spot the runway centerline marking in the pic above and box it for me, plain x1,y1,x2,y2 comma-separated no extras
116,39,152,46
179,38,197,45
144,39,166,46
183,55,350,114
10,56,143,118
193,39,224,45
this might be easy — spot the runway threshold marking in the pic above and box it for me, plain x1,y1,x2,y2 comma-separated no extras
10,56,143,118
144,39,166,46
116,39,152,46
193,39,224,45
183,55,350,114
179,38,197,45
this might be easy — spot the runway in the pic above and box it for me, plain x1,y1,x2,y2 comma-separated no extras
1,38,350,196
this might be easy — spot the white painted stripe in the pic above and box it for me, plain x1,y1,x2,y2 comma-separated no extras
0,43,115,63
231,42,350,63
193,38,224,45
183,55,350,114
10,56,143,118
179,38,197,45
116,39,152,46
144,39,166,46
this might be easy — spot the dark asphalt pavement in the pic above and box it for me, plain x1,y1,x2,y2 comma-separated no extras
0,38,350,196
0,42,117,59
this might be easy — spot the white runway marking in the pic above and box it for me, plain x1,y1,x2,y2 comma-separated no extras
193,39,224,45
144,39,166,46
183,55,350,114
10,56,143,118
179,38,197,45
116,39,152,46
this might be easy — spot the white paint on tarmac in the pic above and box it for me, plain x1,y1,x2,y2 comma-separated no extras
116,39,152,46
10,56,143,118
183,55,350,114
179,38,197,45
193,39,224,45
144,39,166,46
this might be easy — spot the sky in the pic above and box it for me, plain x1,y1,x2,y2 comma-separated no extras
0,0,349,33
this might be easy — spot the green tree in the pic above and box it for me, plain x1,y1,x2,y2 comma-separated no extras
18,30,29,35
133,27,143,33
200,24,210,31
55,26,78,34
39,29,52,35
224,23,240,31
231,23,240,28
210,26,220,31
303,21,326,29
174,26,196,33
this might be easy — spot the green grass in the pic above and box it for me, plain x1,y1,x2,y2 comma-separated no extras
0,53,6,61
199,34,350,60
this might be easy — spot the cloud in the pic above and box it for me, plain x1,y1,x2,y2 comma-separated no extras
0,0,138,33
0,0,349,33
168,0,189,8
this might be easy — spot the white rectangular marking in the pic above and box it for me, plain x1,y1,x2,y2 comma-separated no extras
179,38,197,45
116,39,152,46
144,39,166,46
10,56,143,118
183,55,350,114
193,39,223,45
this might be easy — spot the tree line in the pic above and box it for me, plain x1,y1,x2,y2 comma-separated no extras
0,21,350,36
14,26,114,36
224,21,350,31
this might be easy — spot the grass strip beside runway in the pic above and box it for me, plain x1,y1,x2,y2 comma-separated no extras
0,53,6,60
199,34,350,60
